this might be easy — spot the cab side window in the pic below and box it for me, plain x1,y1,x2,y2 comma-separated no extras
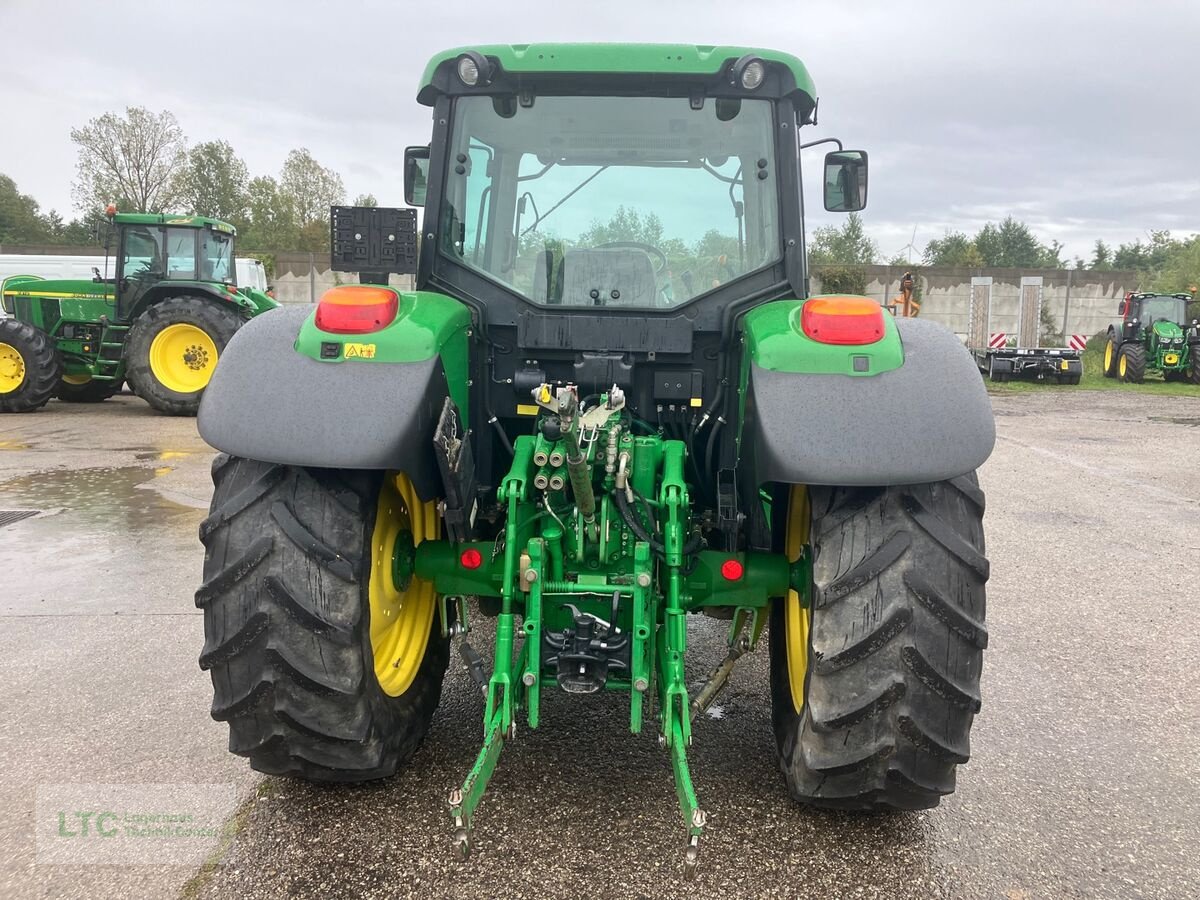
121,227,164,280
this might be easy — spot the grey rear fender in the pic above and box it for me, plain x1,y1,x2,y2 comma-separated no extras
747,317,995,486
198,305,451,500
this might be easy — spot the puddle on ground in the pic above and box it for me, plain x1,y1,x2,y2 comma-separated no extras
0,465,201,531
1149,416,1200,427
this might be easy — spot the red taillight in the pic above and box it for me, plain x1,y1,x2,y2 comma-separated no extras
460,548,483,570
720,558,744,581
801,296,885,345
315,286,399,334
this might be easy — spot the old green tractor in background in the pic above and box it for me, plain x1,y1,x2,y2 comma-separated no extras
0,209,276,415
1103,291,1200,384
193,44,995,878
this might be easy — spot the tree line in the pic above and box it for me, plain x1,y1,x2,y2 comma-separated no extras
0,106,369,253
809,213,1200,296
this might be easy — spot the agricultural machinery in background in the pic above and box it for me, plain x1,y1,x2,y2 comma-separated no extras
967,275,1084,383
0,208,276,415
193,44,995,878
1103,291,1200,384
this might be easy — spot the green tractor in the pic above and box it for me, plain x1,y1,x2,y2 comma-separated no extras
194,44,995,878
0,209,277,415
1103,291,1200,384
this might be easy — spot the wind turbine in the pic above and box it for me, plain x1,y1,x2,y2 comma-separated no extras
895,225,919,264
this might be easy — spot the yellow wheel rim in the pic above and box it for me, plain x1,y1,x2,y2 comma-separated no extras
784,485,812,714
1104,341,1113,371
61,373,92,386
148,323,218,394
0,342,25,394
1119,354,1127,378
369,473,439,697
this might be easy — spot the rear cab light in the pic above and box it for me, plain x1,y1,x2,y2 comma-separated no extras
315,285,400,334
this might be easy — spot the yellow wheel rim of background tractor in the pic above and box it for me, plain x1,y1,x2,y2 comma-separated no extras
784,485,812,714
369,473,439,697
148,323,218,394
1119,354,1127,378
0,342,26,394
1104,341,1114,371
61,373,92,386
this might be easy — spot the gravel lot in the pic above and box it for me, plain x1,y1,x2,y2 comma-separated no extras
1,387,1197,899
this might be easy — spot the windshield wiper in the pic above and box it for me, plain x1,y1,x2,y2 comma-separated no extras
520,166,608,237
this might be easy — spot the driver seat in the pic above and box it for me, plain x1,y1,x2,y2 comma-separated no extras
532,248,657,307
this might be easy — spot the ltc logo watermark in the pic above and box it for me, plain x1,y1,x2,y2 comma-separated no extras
37,784,238,865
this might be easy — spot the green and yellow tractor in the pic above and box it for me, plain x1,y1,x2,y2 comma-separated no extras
1103,291,1200,384
194,44,995,878
0,209,276,415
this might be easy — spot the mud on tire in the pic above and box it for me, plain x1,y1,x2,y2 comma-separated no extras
771,474,989,810
196,455,449,781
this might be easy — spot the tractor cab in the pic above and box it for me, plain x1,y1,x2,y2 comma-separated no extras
105,212,238,319
1119,291,1190,328
357,46,870,491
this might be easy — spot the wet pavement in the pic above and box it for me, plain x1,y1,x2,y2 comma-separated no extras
0,396,255,900
2,389,1198,899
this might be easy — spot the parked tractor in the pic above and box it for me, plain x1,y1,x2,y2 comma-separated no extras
194,44,995,878
1103,291,1200,384
0,209,276,415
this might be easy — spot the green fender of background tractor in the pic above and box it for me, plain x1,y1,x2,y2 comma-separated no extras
126,281,276,320
741,299,995,486
197,290,471,500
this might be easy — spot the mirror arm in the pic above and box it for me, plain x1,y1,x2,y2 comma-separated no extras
800,137,843,151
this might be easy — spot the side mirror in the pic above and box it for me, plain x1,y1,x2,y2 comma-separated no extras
823,150,868,212
404,146,430,207
1117,300,1126,316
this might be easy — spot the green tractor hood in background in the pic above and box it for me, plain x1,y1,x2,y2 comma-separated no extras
1152,320,1184,341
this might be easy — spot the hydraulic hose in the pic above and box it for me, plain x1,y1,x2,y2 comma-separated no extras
614,487,703,559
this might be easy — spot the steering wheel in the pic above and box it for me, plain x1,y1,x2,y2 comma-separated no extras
593,240,668,276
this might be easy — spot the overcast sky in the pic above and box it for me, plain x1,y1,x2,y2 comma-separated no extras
2,0,1197,261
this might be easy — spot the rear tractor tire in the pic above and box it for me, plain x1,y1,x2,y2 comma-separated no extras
0,319,61,413
125,296,243,416
54,376,122,403
1190,349,1200,385
1102,335,1120,378
196,457,449,780
1118,344,1146,384
770,476,989,810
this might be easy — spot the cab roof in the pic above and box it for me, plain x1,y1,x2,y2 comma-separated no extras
113,212,236,234
417,43,815,106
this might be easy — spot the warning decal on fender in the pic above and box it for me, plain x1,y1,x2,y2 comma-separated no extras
344,343,377,359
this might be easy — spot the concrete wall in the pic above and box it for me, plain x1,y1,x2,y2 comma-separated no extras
1,243,1136,341
813,265,1138,343
271,252,414,304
